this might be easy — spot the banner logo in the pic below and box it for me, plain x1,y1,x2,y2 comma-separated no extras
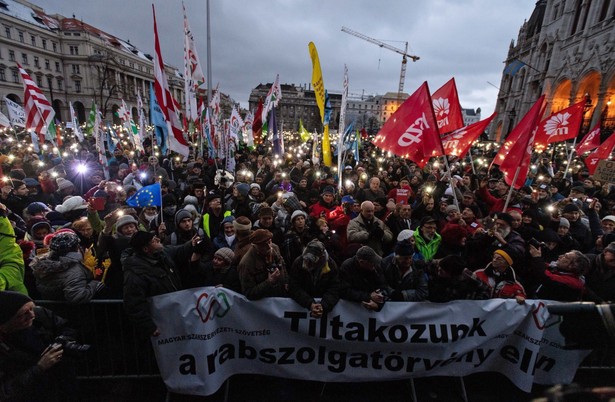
544,112,571,137
196,290,231,323
398,113,430,147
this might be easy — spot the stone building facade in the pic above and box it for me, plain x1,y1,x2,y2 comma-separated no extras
493,0,615,141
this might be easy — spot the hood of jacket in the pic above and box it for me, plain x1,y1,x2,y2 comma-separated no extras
31,253,82,278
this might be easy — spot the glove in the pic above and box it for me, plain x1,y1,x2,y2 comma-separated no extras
370,226,385,239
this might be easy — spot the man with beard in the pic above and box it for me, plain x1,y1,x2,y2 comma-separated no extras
202,192,231,240
189,247,240,292
413,216,442,262
467,212,526,269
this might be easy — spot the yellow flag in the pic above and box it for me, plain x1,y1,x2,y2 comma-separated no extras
322,124,332,166
308,42,326,123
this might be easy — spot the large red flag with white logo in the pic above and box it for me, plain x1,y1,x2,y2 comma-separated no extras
496,95,546,189
584,132,615,174
576,120,601,155
533,100,585,150
432,77,464,135
373,82,443,167
441,112,497,157
17,63,55,145
153,5,189,157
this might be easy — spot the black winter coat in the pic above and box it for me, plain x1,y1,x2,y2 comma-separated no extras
288,256,342,313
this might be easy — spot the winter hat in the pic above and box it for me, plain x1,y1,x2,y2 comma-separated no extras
55,196,87,214
445,205,459,214
394,239,414,256
116,215,138,231
9,170,26,180
24,178,39,187
214,247,235,264
250,183,261,190
493,212,513,227
26,202,50,216
93,189,109,199
601,215,615,223
570,186,586,194
284,195,302,212
249,229,272,244
341,195,356,204
303,239,326,263
45,211,68,227
182,204,198,215
174,209,193,225
43,228,74,247
322,186,335,195
56,177,74,192
258,206,274,218
604,241,615,254
397,229,414,242
233,216,252,231
0,291,33,325
182,195,199,206
206,192,222,204
26,217,52,235
49,230,80,254
559,217,570,228
130,231,155,251
356,246,382,265
236,183,250,197
562,204,580,213
494,249,513,265
291,210,307,221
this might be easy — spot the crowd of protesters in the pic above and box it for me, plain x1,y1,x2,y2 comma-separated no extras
1,135,615,400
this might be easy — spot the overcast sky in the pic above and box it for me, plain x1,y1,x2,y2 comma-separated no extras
34,0,536,114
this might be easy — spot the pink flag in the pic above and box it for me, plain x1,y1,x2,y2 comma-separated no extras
533,100,585,150
153,5,189,157
496,95,546,189
432,78,464,135
441,112,497,157
576,120,601,155
373,82,443,167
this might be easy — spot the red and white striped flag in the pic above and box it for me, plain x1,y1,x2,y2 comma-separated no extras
17,63,55,144
153,5,189,157
576,120,601,155
183,2,205,124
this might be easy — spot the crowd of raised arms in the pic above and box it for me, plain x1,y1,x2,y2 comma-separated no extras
0,135,614,399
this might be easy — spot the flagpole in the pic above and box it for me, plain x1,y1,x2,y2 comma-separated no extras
502,167,521,212
563,138,578,181
442,156,460,210
467,149,477,175
206,0,215,171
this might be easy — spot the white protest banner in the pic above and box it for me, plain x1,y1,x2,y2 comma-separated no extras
150,289,589,396
4,97,25,127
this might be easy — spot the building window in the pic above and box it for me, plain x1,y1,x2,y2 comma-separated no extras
52,42,57,52
36,75,42,87
8,50,14,61
18,31,23,43
599,0,610,21
45,59,50,69
74,80,81,92
72,64,80,74
0,68,5,81
69,45,79,55
21,53,27,64
57,78,63,90
42,39,46,49
12,69,18,83
33,56,39,67
30,35,35,46
4,26,10,39
55,61,60,72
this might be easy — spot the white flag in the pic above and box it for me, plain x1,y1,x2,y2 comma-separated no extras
183,2,206,123
4,97,25,127
69,102,84,142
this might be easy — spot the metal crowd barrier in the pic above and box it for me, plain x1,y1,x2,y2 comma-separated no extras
35,299,161,380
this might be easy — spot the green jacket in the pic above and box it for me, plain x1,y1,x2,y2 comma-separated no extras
0,213,28,294
413,230,441,262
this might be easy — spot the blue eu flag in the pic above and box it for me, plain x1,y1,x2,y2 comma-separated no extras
126,183,162,207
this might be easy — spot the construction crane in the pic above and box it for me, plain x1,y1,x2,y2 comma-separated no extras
341,26,419,100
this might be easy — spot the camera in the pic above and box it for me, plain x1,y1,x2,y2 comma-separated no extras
528,237,547,249
50,335,91,357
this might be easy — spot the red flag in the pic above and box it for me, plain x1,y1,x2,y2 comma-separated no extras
432,78,464,135
533,100,585,150
585,133,615,174
373,82,443,167
253,98,263,145
576,120,601,155
360,128,368,139
153,5,189,157
441,112,497,157
497,95,546,189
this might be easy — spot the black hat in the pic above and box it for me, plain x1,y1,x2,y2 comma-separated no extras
0,291,33,325
493,212,513,227
394,239,414,256
130,231,155,251
570,186,586,194
562,203,580,213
